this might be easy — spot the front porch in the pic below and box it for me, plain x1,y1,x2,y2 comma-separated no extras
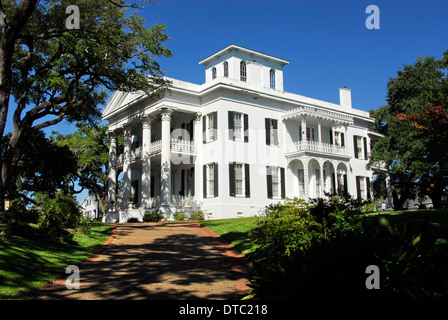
103,107,204,223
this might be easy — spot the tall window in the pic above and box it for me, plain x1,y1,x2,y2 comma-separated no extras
271,168,280,198
235,164,244,196
223,61,228,77
267,166,285,199
265,118,278,145
207,113,215,141
234,112,242,140
208,163,215,197
315,169,320,197
212,67,217,79
269,69,276,89
240,60,247,82
298,169,305,198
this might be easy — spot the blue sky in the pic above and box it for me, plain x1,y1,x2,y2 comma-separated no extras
6,0,448,203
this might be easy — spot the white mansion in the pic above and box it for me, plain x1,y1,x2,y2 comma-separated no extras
102,45,376,223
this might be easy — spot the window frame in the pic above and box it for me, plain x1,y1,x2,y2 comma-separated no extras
240,60,247,82
269,69,276,89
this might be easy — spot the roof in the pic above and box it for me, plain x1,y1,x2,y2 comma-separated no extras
199,44,290,67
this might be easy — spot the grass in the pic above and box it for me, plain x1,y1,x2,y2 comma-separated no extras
200,217,259,255
0,223,113,300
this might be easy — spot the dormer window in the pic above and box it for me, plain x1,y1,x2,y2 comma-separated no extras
212,67,217,79
270,69,276,89
240,61,247,82
223,61,228,77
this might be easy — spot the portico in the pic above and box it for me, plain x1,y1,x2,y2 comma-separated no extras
104,107,201,223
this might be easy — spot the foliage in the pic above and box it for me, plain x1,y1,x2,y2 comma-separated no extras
190,210,205,221
34,190,82,242
143,210,163,222
368,50,448,208
173,211,187,221
0,0,172,208
250,196,365,262
0,200,39,237
247,200,448,300
127,217,139,223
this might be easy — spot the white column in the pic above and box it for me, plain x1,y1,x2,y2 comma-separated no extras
160,109,173,211
141,117,152,209
122,126,132,210
193,113,203,201
331,123,336,145
301,116,307,141
107,131,117,211
317,120,322,143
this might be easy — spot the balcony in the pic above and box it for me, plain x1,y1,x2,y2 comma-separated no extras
116,139,195,167
286,140,350,158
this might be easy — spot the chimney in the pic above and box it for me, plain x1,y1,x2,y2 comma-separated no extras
339,87,352,108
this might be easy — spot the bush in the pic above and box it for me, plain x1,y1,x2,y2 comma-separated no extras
0,200,38,237
127,217,139,223
247,196,448,300
190,210,205,220
36,191,81,242
173,211,187,221
143,210,163,222
250,196,364,262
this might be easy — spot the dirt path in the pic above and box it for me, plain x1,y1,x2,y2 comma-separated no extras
35,223,252,300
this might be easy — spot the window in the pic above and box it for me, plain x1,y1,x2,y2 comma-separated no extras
235,164,244,196
208,113,214,141
229,163,250,198
223,61,228,77
269,69,276,89
271,168,280,198
265,118,278,145
208,163,215,197
228,111,249,142
354,135,368,159
203,163,218,198
267,166,285,199
212,67,217,79
202,112,217,143
240,60,247,82
315,169,320,197
356,176,366,200
334,131,345,147
298,169,305,198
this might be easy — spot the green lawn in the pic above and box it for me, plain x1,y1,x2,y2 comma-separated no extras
200,217,259,255
0,223,113,300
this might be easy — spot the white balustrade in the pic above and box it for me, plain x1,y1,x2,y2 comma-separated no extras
288,140,349,156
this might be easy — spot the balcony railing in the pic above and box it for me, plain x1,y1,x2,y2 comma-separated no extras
116,139,195,167
287,140,350,157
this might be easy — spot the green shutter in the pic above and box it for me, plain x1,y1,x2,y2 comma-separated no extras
280,167,285,199
244,113,249,143
343,174,348,194
245,163,250,198
190,168,195,197
356,176,361,200
363,137,368,159
354,136,359,158
329,129,333,145
366,177,371,199
213,163,218,197
228,111,234,140
202,116,206,143
203,165,207,198
266,167,273,199
341,132,345,147
265,118,271,145
229,162,235,197
212,111,218,141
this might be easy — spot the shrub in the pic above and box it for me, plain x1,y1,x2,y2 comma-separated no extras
173,211,187,221
143,210,163,222
127,217,139,223
0,200,38,237
36,191,81,242
190,210,205,220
